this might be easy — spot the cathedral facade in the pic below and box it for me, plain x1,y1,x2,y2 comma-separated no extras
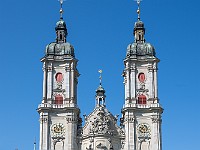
37,1,163,150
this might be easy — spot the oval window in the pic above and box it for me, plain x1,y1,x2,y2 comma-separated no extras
56,72,63,82
138,73,145,82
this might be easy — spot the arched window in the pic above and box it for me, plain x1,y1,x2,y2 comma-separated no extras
138,94,147,104
139,34,141,41
138,73,145,82
60,34,62,40
55,94,63,104
55,72,63,82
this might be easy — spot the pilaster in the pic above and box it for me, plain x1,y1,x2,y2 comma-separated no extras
123,111,136,150
47,65,53,100
151,115,162,150
39,112,49,150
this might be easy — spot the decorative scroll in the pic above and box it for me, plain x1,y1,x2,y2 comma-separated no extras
89,112,111,135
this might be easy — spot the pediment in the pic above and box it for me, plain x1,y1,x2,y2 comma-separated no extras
81,106,125,138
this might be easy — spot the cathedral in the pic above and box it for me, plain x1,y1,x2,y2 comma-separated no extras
37,1,163,150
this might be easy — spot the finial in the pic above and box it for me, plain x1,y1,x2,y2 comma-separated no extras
98,69,103,85
135,0,142,20
58,0,65,19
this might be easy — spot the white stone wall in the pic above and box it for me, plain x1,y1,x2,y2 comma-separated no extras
39,56,80,150
122,57,162,150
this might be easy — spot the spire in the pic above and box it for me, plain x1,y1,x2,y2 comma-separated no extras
55,0,67,43
98,69,103,85
134,0,145,43
136,0,142,21
96,70,106,107
59,0,65,19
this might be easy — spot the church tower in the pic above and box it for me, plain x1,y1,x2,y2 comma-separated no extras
121,1,163,150
37,1,81,150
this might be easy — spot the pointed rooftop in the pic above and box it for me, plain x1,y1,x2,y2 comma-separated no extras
44,0,75,57
126,0,156,58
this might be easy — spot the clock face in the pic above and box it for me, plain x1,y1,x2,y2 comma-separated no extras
51,123,65,137
137,123,151,137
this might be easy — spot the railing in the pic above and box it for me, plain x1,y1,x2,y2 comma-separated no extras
123,103,160,109
38,103,78,109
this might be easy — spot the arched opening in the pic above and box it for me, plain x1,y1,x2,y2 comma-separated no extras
60,33,62,40
55,94,63,104
55,72,63,82
139,34,141,41
138,94,147,104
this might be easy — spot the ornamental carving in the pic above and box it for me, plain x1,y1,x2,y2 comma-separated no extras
123,117,135,123
56,82,63,90
137,123,151,141
90,110,113,135
51,123,65,138
122,71,127,84
47,66,53,72
152,116,161,123
40,115,48,123
96,143,107,149
121,140,125,149
89,111,112,135
139,83,145,90
66,115,78,123
40,117,48,123
119,128,125,136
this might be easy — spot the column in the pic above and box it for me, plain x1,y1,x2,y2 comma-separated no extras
40,112,49,150
124,111,135,150
148,67,153,99
151,115,161,150
71,67,74,101
126,69,130,101
65,69,70,99
153,63,158,98
130,66,136,99
42,64,47,101
47,65,53,99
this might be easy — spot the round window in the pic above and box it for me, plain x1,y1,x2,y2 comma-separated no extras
138,73,145,82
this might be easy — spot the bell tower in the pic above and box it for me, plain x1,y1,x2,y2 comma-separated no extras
121,1,163,150
37,1,81,150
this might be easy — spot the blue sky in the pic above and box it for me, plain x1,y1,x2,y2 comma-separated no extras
0,0,200,150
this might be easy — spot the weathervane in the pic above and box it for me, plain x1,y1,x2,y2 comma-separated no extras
98,70,103,85
135,0,142,20
59,0,65,19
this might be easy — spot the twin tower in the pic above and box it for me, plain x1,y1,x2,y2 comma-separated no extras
37,1,163,150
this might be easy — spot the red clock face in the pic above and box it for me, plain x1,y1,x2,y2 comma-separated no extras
138,73,145,82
